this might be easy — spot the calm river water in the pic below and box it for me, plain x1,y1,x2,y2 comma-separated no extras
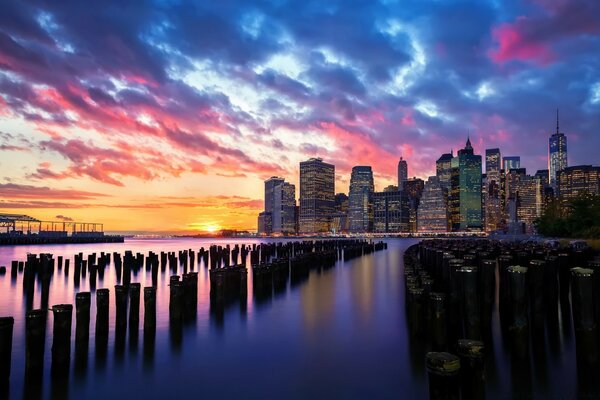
0,238,584,399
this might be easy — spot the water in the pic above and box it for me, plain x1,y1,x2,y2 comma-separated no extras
0,238,585,399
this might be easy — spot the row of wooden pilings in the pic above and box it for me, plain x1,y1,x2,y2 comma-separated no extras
0,239,388,387
404,239,600,400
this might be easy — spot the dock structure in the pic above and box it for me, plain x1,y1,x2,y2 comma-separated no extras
0,214,123,245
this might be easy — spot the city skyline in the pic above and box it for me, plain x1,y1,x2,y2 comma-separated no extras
1,0,600,232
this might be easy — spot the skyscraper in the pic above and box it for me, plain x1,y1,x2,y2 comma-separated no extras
299,158,335,233
436,152,453,191
485,148,503,232
450,137,483,231
272,181,296,235
259,177,296,235
398,157,408,190
417,176,449,232
503,156,521,171
403,178,424,232
549,110,568,188
372,190,409,233
348,166,374,232
516,174,543,233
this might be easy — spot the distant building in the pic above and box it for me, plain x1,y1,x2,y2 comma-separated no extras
436,152,453,191
272,181,296,235
516,175,543,233
558,165,600,207
257,212,272,236
505,168,527,206
259,177,296,235
398,157,408,189
450,137,483,231
485,148,503,232
503,156,521,171
403,178,424,232
417,176,449,232
331,193,349,233
348,166,374,233
373,190,409,233
299,158,335,233
549,110,568,189
384,185,398,192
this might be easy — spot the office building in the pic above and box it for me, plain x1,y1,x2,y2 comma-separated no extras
299,158,335,233
398,157,408,190
348,166,374,232
450,137,483,231
417,176,449,232
549,110,568,188
373,190,409,233
558,165,600,206
403,178,424,232
436,152,453,191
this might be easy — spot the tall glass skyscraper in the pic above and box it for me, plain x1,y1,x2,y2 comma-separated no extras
450,138,483,231
549,110,568,188
348,166,374,232
272,181,296,235
299,158,335,233
398,157,408,190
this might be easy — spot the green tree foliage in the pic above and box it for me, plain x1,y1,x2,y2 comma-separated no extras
536,194,600,238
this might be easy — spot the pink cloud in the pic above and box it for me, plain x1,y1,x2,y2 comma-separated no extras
488,19,554,65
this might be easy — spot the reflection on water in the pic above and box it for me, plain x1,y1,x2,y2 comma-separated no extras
0,238,588,399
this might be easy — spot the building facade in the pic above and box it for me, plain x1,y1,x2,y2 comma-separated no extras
417,176,449,232
485,148,503,232
557,165,600,206
436,152,453,191
450,138,483,231
299,158,335,233
373,190,409,233
398,157,408,190
348,166,374,233
403,178,424,232
272,181,297,235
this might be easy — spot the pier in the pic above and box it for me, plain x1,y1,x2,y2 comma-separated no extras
0,214,123,245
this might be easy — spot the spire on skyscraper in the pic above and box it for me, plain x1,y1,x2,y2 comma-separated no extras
465,136,472,150
556,108,559,134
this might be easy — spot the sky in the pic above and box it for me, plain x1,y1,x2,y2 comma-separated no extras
0,0,599,233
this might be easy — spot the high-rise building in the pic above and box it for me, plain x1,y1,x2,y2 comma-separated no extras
503,156,521,171
299,158,335,233
485,148,503,232
516,175,543,233
257,212,272,235
450,137,483,231
549,110,568,188
417,176,449,232
505,168,527,205
348,166,374,232
272,181,296,235
330,193,349,233
373,190,409,233
436,152,453,191
403,178,424,232
398,157,408,190
557,165,600,207
259,177,296,235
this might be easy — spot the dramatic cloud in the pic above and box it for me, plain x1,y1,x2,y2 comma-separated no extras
0,0,599,231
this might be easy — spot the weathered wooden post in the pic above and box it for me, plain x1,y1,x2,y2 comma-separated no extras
426,352,461,400
51,304,73,377
571,267,598,364
508,266,529,359
458,266,481,340
457,339,485,400
25,309,47,374
0,317,14,384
